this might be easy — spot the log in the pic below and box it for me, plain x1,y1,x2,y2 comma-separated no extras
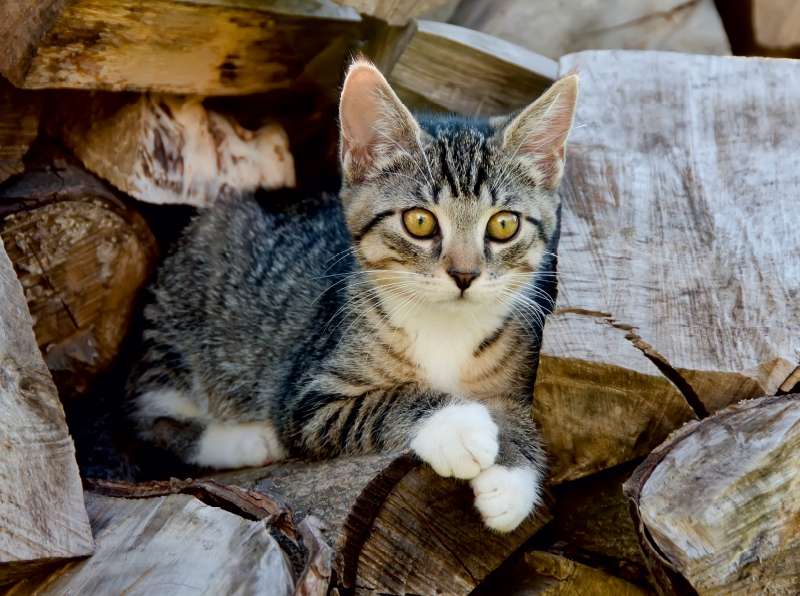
0,152,158,399
450,0,731,60
624,394,800,595
0,0,362,95
329,0,454,25
369,19,557,117
752,0,800,53
210,451,553,596
4,492,296,595
473,550,654,596
0,78,42,184
532,50,800,483
46,92,296,208
0,217,93,584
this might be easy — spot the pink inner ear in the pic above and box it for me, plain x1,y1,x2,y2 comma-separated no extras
340,66,387,169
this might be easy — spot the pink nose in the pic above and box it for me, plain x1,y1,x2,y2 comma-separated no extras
448,269,479,291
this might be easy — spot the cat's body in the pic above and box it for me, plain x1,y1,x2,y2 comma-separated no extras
128,61,578,532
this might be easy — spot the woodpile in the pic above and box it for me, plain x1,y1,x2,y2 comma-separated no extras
1,0,799,594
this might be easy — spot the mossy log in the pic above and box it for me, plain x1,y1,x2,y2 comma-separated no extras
210,451,553,596
46,92,296,207
0,156,158,399
533,50,800,484
0,0,362,95
0,221,93,585
624,394,800,595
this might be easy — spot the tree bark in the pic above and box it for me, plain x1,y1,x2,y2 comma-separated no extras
624,394,800,596
0,217,93,585
210,451,553,596
0,153,158,399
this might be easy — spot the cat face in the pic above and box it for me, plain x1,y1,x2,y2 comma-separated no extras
338,60,578,312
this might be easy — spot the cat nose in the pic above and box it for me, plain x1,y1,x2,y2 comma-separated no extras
448,269,480,291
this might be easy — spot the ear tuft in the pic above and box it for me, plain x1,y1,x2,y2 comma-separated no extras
339,58,420,184
502,73,579,189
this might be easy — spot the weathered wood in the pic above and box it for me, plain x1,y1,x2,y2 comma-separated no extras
371,19,557,117
211,451,552,596
46,92,296,207
0,78,42,184
330,0,453,25
532,50,800,483
624,394,800,595
0,156,158,399
4,492,296,595
552,460,644,565
0,0,362,95
753,0,800,52
533,312,697,484
0,221,93,584
451,0,731,60
473,551,654,595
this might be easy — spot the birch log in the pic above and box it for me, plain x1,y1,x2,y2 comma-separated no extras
47,92,296,208
370,20,557,117
624,394,800,596
4,492,296,596
0,0,361,95
451,0,731,60
533,50,800,483
0,156,158,398
210,451,552,596
0,224,93,584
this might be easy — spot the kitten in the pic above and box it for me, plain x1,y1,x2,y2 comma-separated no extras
127,60,578,532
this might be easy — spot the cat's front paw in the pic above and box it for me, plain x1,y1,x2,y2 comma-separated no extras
193,423,287,469
410,402,498,480
471,465,542,532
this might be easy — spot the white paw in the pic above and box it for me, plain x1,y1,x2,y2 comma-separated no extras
471,466,542,532
192,423,287,469
410,402,499,480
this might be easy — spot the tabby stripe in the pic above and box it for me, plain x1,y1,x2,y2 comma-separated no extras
294,391,343,425
369,391,397,450
439,143,459,197
525,216,546,240
354,210,395,241
474,315,513,356
319,402,345,447
339,395,365,449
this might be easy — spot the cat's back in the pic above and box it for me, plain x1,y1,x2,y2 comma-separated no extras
140,191,353,402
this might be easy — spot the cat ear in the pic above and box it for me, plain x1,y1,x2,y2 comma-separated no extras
339,59,421,184
501,73,579,190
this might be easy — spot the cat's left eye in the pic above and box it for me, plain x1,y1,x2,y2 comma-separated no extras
486,212,519,241
403,208,438,238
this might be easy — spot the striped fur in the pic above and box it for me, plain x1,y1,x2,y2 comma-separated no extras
127,61,578,531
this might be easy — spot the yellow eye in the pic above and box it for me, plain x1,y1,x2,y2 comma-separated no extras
486,212,519,241
403,208,438,238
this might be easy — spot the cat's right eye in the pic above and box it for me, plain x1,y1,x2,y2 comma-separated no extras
403,208,438,238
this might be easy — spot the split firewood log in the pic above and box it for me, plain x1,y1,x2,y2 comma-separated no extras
368,20,557,116
330,0,454,25
0,151,158,399
47,92,296,208
209,451,553,596
0,0,362,95
3,492,296,595
473,550,654,596
450,0,731,60
0,226,93,585
624,394,800,596
532,50,800,484
0,78,42,184
752,0,800,55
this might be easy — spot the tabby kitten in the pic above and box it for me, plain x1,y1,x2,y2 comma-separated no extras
128,60,578,532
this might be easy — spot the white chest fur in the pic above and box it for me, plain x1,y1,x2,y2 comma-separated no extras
380,293,509,396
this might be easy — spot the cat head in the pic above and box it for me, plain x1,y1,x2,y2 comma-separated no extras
338,59,578,313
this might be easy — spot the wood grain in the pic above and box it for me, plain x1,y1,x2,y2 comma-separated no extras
0,159,158,399
753,0,800,51
376,19,557,117
47,92,296,208
210,452,552,595
625,394,800,595
0,223,93,584
1,0,362,95
329,0,453,25
0,78,42,184
533,51,800,484
4,493,296,595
